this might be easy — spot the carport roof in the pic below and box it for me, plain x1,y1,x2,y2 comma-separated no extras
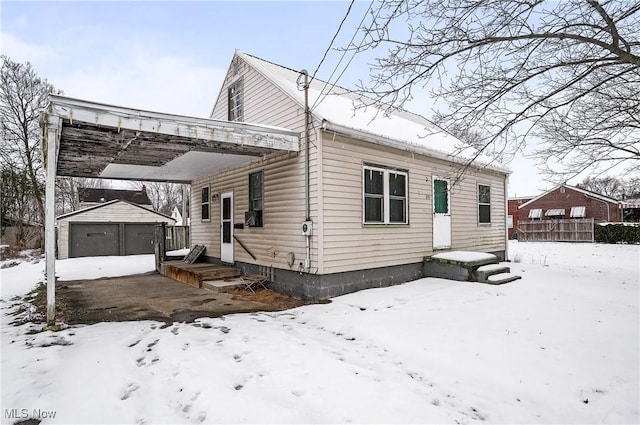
42,95,300,183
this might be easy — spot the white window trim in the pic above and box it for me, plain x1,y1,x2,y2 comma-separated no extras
478,183,491,225
362,165,408,225
228,79,244,122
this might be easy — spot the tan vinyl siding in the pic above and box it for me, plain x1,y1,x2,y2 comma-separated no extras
321,132,506,274
191,152,315,270
57,201,174,259
193,55,319,270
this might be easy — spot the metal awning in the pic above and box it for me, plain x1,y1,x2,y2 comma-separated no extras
545,208,566,216
42,95,300,183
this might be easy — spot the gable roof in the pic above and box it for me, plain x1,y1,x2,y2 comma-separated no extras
56,199,175,221
518,183,620,209
235,52,509,174
78,188,152,205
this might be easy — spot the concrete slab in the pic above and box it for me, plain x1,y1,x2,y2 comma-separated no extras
55,272,301,325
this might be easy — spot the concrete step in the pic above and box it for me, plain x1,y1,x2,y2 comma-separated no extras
480,272,522,285
202,278,245,292
423,251,499,281
474,264,512,282
198,267,242,280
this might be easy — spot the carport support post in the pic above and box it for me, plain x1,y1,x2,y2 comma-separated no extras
45,117,60,326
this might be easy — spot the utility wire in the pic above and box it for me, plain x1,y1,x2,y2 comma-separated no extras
310,0,375,111
311,0,395,112
310,0,356,84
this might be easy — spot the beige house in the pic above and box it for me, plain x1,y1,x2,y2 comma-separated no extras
190,52,510,299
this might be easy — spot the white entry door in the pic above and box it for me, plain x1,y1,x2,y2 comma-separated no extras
433,177,452,249
220,191,234,263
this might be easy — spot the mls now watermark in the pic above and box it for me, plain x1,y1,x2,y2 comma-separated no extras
5,408,57,420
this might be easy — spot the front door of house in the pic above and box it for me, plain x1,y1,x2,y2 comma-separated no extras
221,191,234,263
433,177,452,249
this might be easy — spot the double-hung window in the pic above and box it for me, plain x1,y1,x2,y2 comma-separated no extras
248,171,263,227
478,184,491,224
363,165,408,224
201,186,210,221
228,79,244,122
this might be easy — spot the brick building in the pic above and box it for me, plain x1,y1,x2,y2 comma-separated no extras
507,197,533,239
516,184,622,230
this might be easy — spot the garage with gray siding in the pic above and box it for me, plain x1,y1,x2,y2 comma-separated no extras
57,200,175,259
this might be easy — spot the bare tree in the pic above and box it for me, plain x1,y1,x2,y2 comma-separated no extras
131,181,183,216
56,177,110,215
0,56,58,231
353,1,640,180
577,175,640,199
577,176,623,199
1,167,41,248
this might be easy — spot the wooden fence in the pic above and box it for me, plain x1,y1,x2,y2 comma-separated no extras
165,225,190,251
517,218,594,242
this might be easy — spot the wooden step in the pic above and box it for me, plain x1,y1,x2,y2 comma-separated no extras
161,261,241,288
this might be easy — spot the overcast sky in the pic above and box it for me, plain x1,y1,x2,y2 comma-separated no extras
3,0,545,197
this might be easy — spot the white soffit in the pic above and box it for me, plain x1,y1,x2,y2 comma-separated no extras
100,151,256,182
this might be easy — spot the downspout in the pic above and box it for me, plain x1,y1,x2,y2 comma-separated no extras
504,174,509,261
584,193,611,222
299,70,311,272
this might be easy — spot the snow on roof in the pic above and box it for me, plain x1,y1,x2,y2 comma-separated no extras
237,52,509,174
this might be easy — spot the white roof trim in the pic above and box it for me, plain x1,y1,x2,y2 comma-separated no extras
56,199,175,222
321,121,511,174
518,184,620,209
47,94,300,152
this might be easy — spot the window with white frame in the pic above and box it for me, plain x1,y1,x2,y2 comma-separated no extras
201,186,210,221
363,165,408,224
478,184,491,224
228,79,244,122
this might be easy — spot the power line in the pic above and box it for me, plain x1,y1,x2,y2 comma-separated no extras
310,0,375,111
311,0,394,112
310,0,356,83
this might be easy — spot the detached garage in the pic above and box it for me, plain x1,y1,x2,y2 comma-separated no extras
57,200,176,259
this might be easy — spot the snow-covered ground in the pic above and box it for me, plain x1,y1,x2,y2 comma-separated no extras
1,241,638,424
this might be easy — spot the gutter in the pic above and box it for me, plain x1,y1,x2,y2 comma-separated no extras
583,193,614,222
320,120,511,175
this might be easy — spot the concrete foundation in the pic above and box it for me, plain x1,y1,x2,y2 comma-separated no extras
203,256,425,300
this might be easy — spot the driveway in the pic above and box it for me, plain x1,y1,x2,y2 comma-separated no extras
55,272,302,325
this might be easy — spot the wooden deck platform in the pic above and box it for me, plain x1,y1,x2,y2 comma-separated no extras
161,261,242,288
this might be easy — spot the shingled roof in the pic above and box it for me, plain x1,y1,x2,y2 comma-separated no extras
78,188,152,206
